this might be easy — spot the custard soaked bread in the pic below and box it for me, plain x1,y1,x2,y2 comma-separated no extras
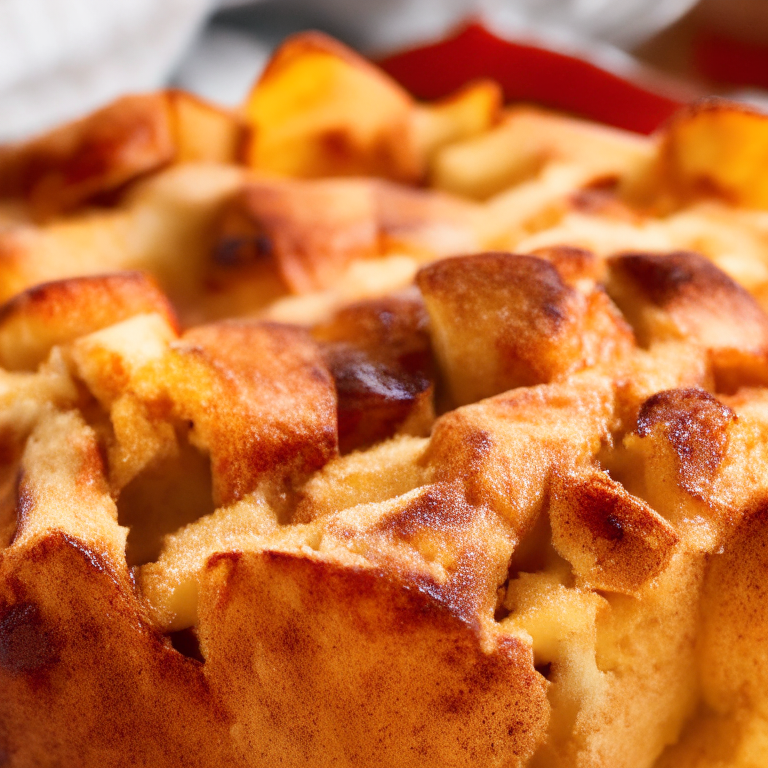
5,32,768,768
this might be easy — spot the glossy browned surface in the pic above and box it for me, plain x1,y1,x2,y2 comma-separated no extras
0,94,175,219
313,293,434,453
0,272,178,371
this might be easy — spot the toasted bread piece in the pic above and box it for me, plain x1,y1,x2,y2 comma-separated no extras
550,468,679,595
607,250,768,390
0,272,177,371
418,253,632,406
0,92,243,220
214,177,481,294
625,100,768,212
313,292,434,453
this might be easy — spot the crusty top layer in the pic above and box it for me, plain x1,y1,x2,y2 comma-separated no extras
3,31,768,768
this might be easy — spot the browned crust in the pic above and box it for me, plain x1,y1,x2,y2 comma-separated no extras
636,388,736,499
418,253,582,401
0,272,179,370
214,178,477,294
0,94,175,218
173,321,338,505
529,245,603,284
0,531,233,768
314,293,434,453
199,548,549,768
5,77,768,768
607,252,768,371
550,470,679,594
609,251,764,321
419,252,574,332
418,253,631,405
214,179,377,294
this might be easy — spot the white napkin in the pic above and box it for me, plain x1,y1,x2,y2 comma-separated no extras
0,0,214,142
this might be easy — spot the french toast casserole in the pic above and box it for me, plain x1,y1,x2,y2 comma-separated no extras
3,30,768,768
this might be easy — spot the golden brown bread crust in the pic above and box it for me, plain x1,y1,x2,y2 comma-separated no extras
417,252,632,405
7,38,768,768
635,388,736,499
0,254,763,768
549,469,679,595
0,532,233,768
0,234,752,766
201,549,548,768
0,94,176,219
313,292,434,453
0,91,243,222
171,322,338,505
0,272,178,371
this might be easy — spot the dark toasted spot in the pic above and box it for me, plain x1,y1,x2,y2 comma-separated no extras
611,250,752,310
551,471,680,594
637,388,736,495
320,129,355,162
56,533,110,574
565,480,631,544
600,513,624,541
168,627,204,664
464,429,494,460
637,388,735,439
314,294,434,453
331,351,422,403
0,603,55,674
213,234,274,268
325,342,431,453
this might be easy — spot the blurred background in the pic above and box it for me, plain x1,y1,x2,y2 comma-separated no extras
1,0,768,142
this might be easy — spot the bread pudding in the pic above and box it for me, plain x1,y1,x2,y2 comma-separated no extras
3,31,768,768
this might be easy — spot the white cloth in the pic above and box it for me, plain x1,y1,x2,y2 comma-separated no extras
0,0,213,141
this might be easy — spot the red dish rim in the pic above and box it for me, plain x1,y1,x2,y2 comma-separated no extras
378,22,693,135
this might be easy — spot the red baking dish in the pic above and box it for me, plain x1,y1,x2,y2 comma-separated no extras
379,21,689,135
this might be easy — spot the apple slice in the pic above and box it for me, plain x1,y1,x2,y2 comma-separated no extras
242,32,420,182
